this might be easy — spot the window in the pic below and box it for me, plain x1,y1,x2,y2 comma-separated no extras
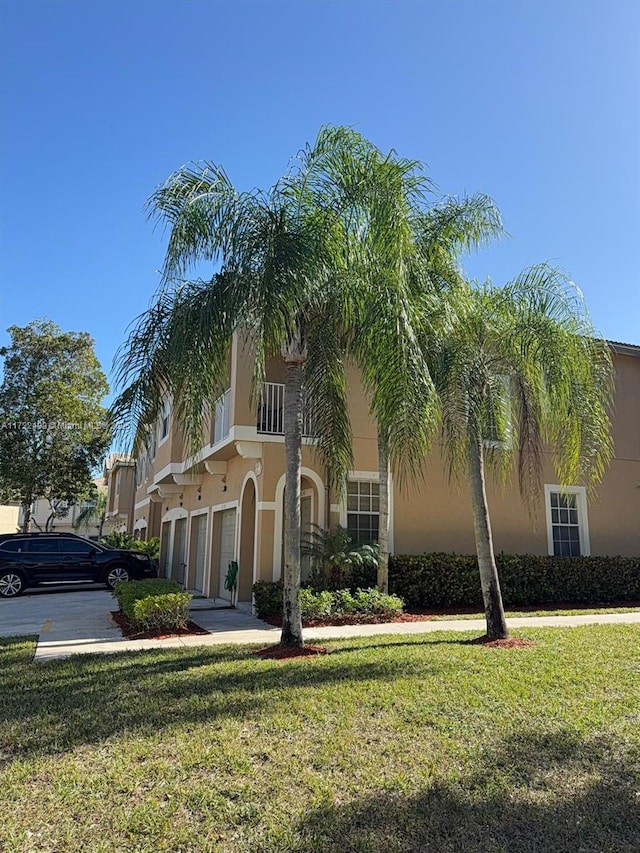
545,485,590,557
160,400,171,442
115,471,121,495
149,426,157,461
0,539,23,553
346,480,379,545
59,539,97,554
24,538,61,554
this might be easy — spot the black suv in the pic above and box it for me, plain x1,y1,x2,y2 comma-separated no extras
0,533,157,598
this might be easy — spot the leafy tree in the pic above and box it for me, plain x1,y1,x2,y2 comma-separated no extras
112,127,435,647
432,267,613,639
0,321,110,531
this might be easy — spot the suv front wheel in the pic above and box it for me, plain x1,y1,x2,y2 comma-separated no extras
105,566,130,589
0,570,25,598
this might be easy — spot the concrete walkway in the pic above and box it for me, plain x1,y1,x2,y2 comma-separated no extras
1,588,639,661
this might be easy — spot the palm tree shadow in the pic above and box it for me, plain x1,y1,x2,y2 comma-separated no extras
290,730,639,852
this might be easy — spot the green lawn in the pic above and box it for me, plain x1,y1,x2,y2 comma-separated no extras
430,605,640,620
1,626,639,853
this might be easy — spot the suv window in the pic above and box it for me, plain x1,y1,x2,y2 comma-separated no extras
59,539,97,554
0,539,24,553
23,538,61,554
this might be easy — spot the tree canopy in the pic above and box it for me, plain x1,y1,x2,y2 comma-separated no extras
0,320,111,531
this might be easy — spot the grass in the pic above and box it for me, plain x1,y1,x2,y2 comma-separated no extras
1,626,639,853
429,604,640,620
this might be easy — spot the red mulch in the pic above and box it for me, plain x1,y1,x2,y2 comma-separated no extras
470,635,535,648
263,612,436,628
252,644,328,660
110,610,210,640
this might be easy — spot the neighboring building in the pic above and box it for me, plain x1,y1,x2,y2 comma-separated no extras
18,479,107,540
123,337,639,604
0,503,20,534
103,454,136,535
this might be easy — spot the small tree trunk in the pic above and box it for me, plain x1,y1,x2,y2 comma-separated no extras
377,432,390,593
21,501,31,533
281,356,305,647
467,434,509,640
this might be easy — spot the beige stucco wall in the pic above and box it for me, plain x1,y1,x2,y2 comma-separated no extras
0,504,19,534
131,339,640,599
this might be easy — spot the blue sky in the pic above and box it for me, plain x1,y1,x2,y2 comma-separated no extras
1,0,638,395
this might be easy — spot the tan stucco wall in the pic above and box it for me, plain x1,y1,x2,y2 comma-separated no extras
132,340,640,598
0,504,19,534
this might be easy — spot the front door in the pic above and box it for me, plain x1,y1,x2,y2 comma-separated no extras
160,522,171,577
193,514,207,593
218,509,236,600
172,518,187,584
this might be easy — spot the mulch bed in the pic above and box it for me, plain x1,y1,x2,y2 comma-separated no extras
263,612,437,628
111,610,210,640
470,635,535,649
252,644,328,660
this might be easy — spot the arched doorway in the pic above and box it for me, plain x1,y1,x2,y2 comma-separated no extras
272,468,325,581
238,476,256,601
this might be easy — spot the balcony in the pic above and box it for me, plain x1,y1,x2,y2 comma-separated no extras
257,382,315,437
211,389,231,445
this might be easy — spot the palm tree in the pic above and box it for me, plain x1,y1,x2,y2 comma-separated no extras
112,127,435,647
358,193,505,592
432,266,613,639
73,490,107,537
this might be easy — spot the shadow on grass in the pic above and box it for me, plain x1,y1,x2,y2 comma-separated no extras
0,636,460,759
291,731,640,853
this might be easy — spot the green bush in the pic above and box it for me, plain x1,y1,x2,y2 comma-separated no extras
252,580,283,619
101,532,160,561
300,588,333,620
113,578,189,626
389,552,640,609
252,582,404,621
132,592,192,633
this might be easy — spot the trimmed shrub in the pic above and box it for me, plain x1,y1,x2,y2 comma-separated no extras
132,593,192,633
113,579,192,632
253,580,283,620
389,553,640,609
252,582,404,621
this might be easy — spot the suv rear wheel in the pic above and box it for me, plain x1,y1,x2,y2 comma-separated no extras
106,566,130,589
0,570,25,598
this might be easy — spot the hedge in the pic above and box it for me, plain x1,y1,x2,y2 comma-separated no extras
112,579,192,632
388,553,640,609
252,581,403,621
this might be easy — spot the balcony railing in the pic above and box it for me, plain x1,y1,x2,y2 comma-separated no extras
212,389,231,445
257,382,315,437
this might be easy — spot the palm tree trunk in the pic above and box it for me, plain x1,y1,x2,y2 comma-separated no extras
467,434,509,640
281,356,305,647
377,432,390,593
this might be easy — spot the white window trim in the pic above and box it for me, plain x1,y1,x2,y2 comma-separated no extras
339,470,394,554
158,399,171,447
544,484,590,557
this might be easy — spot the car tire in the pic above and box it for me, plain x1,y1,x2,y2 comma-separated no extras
0,570,26,598
105,565,130,589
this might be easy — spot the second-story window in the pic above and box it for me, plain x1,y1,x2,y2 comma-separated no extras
149,426,157,461
160,400,171,442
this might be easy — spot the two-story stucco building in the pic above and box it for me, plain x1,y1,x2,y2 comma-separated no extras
121,338,639,605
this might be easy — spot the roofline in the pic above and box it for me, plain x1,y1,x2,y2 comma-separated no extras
609,340,640,358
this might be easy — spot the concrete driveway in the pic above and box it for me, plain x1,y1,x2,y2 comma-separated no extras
0,585,280,660
0,586,116,640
